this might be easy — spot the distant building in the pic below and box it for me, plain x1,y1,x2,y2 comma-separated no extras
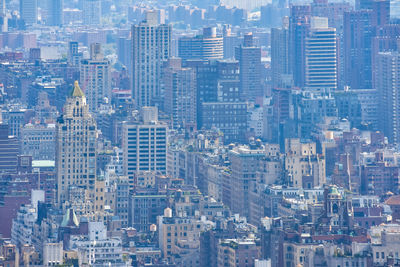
80,43,111,113
21,123,56,160
122,107,167,188
132,11,171,108
376,52,400,145
56,81,97,205
305,17,337,90
178,27,223,61
47,0,63,26
0,124,18,173
163,58,197,130
20,0,37,25
82,0,101,25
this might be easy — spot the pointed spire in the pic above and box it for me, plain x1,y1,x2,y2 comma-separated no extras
71,80,85,97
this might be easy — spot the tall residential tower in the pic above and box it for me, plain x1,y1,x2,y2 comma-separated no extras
132,11,171,108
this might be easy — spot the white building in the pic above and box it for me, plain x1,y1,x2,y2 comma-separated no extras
132,11,171,108
43,242,63,266
11,190,44,248
122,107,167,188
56,81,97,205
21,123,56,160
69,222,125,266
305,17,337,90
80,43,111,113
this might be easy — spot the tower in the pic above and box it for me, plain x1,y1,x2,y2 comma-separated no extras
122,107,167,189
132,11,171,108
80,43,111,113
376,51,400,145
305,17,337,90
82,0,101,25
235,33,262,100
20,0,37,25
56,81,97,205
47,0,63,26
163,58,197,130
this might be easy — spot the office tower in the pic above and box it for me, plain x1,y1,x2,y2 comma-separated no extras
47,0,63,26
235,33,262,100
305,17,337,90
184,60,218,128
344,10,374,89
0,124,18,173
132,11,171,108
80,43,111,113
289,5,311,88
20,0,37,25
271,21,290,88
122,107,167,188
163,58,197,130
178,27,223,61
82,0,101,25
376,52,400,144
356,0,390,27
56,81,97,205
311,0,352,89
200,60,247,143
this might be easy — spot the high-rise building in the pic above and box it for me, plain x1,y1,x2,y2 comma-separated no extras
178,27,223,61
228,146,265,218
289,5,311,88
132,11,171,108
80,43,111,113
271,21,291,88
56,81,97,205
122,107,167,188
20,0,37,25
305,17,337,90
235,33,262,100
47,0,63,26
0,124,18,173
82,0,101,25
376,51,400,145
344,10,374,89
163,58,197,130
371,24,400,87
68,41,81,66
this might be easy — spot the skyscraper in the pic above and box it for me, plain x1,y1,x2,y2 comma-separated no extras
132,11,171,108
163,58,197,130
56,81,97,205
235,33,262,100
376,51,400,145
271,21,290,88
289,5,311,88
80,43,111,113
47,0,63,26
82,0,101,25
344,10,374,89
0,124,18,173
122,107,167,188
20,0,37,25
68,41,81,66
305,17,337,90
178,27,223,61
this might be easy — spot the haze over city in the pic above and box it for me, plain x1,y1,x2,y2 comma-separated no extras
1,0,400,266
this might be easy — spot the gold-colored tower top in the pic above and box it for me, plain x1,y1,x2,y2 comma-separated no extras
71,80,85,97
